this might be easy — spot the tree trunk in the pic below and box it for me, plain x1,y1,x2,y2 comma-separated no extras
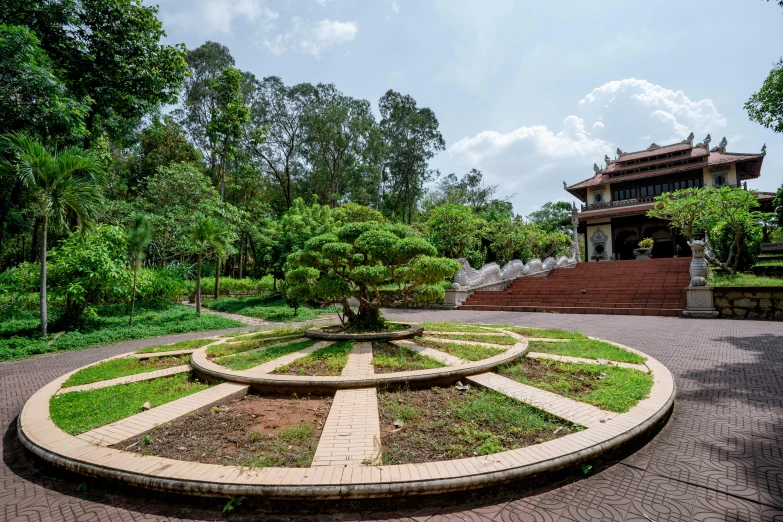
196,253,202,315
39,215,48,336
83,110,95,149
351,299,383,331
30,218,39,262
129,267,138,326
214,259,221,299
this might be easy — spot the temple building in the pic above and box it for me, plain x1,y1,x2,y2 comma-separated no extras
564,133,771,261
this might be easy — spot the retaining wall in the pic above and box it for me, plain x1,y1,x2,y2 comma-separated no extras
713,287,783,320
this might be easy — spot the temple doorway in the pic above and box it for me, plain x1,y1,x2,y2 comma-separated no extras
642,225,674,258
614,229,639,260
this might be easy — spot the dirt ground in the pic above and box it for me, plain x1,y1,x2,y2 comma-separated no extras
112,393,332,468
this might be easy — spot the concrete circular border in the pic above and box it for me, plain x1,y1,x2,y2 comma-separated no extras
18,337,674,501
190,339,528,392
304,322,423,341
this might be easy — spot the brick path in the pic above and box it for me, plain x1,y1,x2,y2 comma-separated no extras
2,311,783,520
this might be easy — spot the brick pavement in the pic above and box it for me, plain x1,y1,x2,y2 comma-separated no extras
2,311,783,520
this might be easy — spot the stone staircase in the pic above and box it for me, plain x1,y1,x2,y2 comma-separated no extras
459,257,691,316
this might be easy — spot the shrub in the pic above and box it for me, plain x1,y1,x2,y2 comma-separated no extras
710,220,762,272
638,237,654,249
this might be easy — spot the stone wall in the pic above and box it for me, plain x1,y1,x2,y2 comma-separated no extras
713,287,783,320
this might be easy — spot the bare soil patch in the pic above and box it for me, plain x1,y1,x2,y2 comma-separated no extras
377,386,574,465
113,393,332,468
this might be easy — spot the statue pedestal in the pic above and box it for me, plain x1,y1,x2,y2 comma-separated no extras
683,286,719,318
443,289,471,309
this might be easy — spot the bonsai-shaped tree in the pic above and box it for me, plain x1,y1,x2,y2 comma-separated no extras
126,213,152,326
189,214,232,315
285,221,460,331
0,132,105,335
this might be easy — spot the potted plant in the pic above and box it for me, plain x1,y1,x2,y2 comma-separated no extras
634,237,654,260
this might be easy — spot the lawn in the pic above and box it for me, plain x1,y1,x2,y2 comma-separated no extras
135,338,215,354
527,339,645,364
377,386,575,464
371,341,445,373
415,338,505,361
499,358,653,413
215,339,318,371
50,373,211,435
202,295,336,322
62,355,190,387
426,332,517,345
422,322,498,333
0,300,243,362
710,273,783,287
494,326,587,339
206,334,304,358
272,341,353,376
244,326,309,340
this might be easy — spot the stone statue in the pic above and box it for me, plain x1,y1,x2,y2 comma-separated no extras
702,134,711,148
647,143,660,150
711,136,728,152
761,143,767,156
687,240,709,287
686,132,694,143
593,163,600,174
451,255,578,290
563,180,567,189
616,148,623,156
604,154,611,165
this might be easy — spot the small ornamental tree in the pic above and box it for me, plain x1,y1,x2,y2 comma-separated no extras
285,221,460,331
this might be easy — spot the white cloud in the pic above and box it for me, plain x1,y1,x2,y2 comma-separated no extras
447,78,731,215
391,2,399,14
162,0,278,35
265,18,358,58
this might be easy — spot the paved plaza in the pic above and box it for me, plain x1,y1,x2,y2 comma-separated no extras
2,310,782,521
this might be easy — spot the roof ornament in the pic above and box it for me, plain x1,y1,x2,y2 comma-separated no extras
711,136,728,153
593,163,601,174
563,180,568,189
702,134,712,149
604,154,611,165
616,148,623,156
686,132,694,144
761,144,767,156
647,143,660,150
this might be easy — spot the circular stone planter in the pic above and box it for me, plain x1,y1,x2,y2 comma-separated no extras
18,331,675,505
304,322,423,341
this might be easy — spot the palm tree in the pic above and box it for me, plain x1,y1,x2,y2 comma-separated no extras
0,132,105,335
189,214,231,315
127,212,152,326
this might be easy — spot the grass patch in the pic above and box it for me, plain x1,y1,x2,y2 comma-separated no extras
421,322,497,333
50,373,211,435
244,326,309,340
0,299,242,362
216,340,318,371
427,332,516,345
378,386,575,464
528,339,644,364
202,295,335,322
206,335,303,358
272,341,353,376
135,338,215,354
499,358,653,413
494,326,586,339
62,355,189,387
710,273,783,287
416,338,504,361
371,341,445,373
755,259,783,267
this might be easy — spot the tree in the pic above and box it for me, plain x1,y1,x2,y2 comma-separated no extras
704,187,760,272
0,24,89,143
189,214,231,315
488,219,571,265
774,182,783,228
646,187,714,240
4,0,188,146
0,132,105,335
208,67,250,202
424,169,504,213
286,219,459,330
136,116,201,190
379,90,444,223
745,59,783,133
424,204,485,265
527,201,574,233
126,212,151,326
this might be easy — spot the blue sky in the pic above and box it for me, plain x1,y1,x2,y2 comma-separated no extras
152,0,783,216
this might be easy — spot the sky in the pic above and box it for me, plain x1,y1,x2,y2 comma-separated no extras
151,0,783,216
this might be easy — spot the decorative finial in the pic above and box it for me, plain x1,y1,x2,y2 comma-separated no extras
616,148,623,156
761,143,766,156
686,132,694,144
604,154,611,165
593,163,600,174
704,134,711,148
647,143,660,150
711,136,728,152
563,180,567,189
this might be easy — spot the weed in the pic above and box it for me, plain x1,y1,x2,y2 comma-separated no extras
76,482,87,492
223,496,244,513
581,463,593,475
140,434,153,446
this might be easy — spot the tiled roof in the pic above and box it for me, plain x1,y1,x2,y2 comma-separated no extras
617,142,693,163
576,203,655,222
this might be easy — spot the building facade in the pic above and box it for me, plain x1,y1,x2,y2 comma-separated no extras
564,134,768,262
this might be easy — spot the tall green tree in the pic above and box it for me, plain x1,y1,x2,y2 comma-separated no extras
379,90,445,223
424,204,486,263
3,0,188,146
527,201,574,233
189,214,231,315
0,132,105,335
745,1,783,132
208,67,250,202
126,212,151,326
424,169,504,213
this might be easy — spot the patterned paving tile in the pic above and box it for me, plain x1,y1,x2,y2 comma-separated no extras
2,310,783,520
